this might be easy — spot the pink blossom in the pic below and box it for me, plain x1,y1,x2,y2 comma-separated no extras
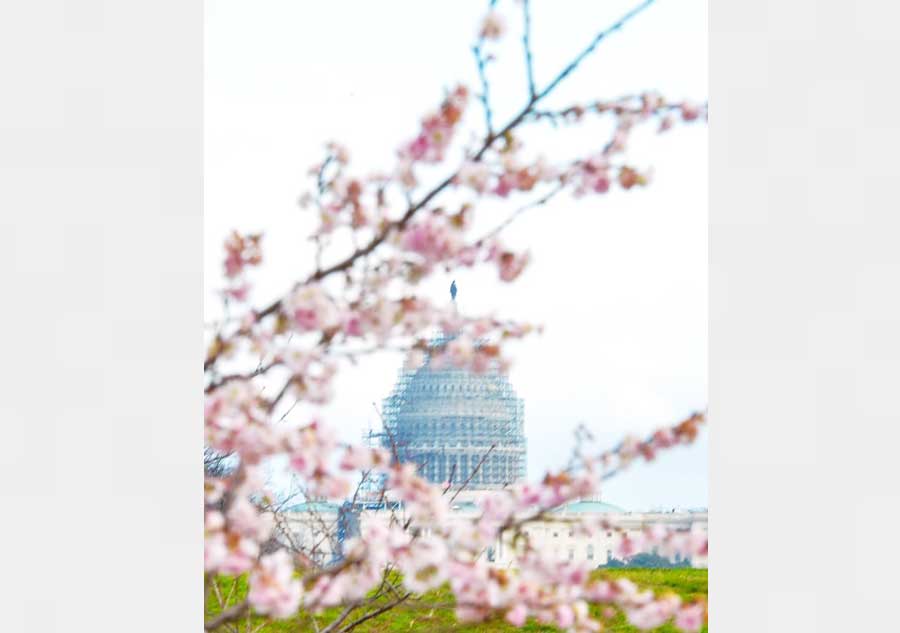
248,551,303,618
614,532,645,559
339,445,389,471
404,349,426,371
399,536,450,593
306,574,349,608
555,604,575,629
225,284,250,302
204,531,227,571
326,140,350,164
506,603,528,626
220,532,259,575
299,374,336,405
280,346,318,374
446,336,475,367
285,421,346,497
227,496,273,541
205,380,266,454
407,134,429,160
479,10,506,40
205,478,227,505
688,528,708,556
456,245,479,266
586,580,615,602
223,231,262,279
283,285,341,332
399,215,464,264
640,91,664,115
644,523,668,546
399,85,468,165
658,114,675,133
479,492,516,524
680,101,701,121
471,351,492,374
591,173,611,193
342,311,364,337
456,160,493,193
496,250,530,282
494,173,516,197
675,603,705,632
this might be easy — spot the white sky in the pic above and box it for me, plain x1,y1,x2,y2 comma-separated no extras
205,0,708,510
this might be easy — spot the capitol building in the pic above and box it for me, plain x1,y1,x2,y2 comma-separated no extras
376,329,527,491
279,289,707,569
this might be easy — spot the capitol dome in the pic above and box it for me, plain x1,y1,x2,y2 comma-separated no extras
379,330,527,490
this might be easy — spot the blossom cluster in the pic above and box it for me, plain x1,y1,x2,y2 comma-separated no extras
479,10,506,41
222,230,262,302
532,93,708,134
454,155,560,198
600,412,706,474
400,84,469,166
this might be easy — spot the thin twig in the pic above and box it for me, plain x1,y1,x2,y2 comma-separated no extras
474,181,566,247
522,0,537,99
537,0,656,101
204,600,249,631
473,42,494,137
320,602,359,633
335,593,412,633
449,444,496,504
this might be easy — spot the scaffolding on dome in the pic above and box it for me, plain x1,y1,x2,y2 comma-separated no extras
370,330,527,491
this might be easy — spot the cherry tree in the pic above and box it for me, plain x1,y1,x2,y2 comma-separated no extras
205,1,708,631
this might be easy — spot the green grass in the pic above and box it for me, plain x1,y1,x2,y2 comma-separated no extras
206,568,707,632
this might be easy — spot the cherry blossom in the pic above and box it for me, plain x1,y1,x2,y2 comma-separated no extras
675,602,707,632
223,230,262,279
204,1,707,630
400,85,469,165
283,284,341,333
479,10,506,40
248,550,303,618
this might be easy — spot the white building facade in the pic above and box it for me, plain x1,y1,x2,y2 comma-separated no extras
277,499,708,570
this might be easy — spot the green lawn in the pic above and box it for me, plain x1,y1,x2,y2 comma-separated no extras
206,568,707,632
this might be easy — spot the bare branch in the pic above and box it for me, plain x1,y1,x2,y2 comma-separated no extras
320,602,359,633
449,444,496,504
473,42,494,137
205,600,249,631
474,181,566,247
522,0,537,99
335,593,412,633
537,0,657,101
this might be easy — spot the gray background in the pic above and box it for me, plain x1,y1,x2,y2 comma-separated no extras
1,0,898,631
0,1,201,630
710,1,900,629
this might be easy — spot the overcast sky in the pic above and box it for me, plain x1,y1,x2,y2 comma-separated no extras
205,0,708,510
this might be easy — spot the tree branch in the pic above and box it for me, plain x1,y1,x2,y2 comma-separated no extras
448,444,496,504
204,600,249,631
205,0,659,375
474,181,566,247
336,593,412,633
473,42,494,137
537,0,657,101
522,0,537,99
